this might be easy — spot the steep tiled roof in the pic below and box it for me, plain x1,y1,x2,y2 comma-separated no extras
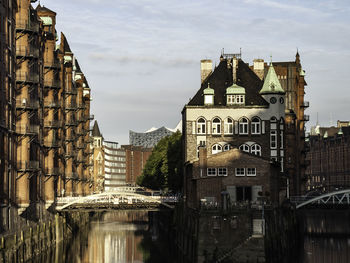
260,63,285,94
187,59,268,106
92,120,102,137
61,32,72,53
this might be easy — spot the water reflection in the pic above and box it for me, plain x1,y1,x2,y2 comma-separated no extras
30,211,172,263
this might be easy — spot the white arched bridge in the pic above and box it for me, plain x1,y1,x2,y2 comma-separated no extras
56,187,178,211
290,189,350,209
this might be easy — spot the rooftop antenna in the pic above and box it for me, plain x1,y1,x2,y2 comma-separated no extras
316,112,319,126
240,47,242,57
270,55,273,65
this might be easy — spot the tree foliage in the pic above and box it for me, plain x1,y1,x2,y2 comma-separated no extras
137,131,183,192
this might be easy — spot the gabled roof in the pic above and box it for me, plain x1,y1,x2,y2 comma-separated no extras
36,4,56,15
260,63,285,94
92,120,102,137
61,32,72,53
187,58,268,107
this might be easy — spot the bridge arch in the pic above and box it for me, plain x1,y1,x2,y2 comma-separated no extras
295,189,350,209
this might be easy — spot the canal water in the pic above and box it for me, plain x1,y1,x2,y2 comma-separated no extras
26,209,350,263
30,211,176,263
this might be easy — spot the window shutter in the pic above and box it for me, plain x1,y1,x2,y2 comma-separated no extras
227,186,236,203
252,185,262,202
234,121,238,134
262,121,265,134
192,121,195,134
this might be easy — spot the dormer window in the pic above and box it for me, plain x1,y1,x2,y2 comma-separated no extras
226,84,246,105
203,83,214,105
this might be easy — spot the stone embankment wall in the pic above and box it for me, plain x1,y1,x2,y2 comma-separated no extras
0,209,89,263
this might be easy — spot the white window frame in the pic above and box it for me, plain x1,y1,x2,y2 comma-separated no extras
212,118,221,134
218,168,227,176
224,117,234,134
247,168,256,176
227,95,234,105
197,118,206,134
270,130,277,149
251,117,261,135
239,118,249,134
207,168,217,176
251,144,261,156
212,144,222,154
235,168,245,176
204,95,214,105
239,144,249,153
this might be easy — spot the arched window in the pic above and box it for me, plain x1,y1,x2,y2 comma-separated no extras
212,118,221,134
224,117,233,134
239,117,249,134
251,144,262,156
212,144,222,154
239,144,249,153
251,117,261,135
223,144,231,151
197,118,206,134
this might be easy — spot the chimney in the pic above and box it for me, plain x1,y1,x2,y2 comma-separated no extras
200,60,212,83
232,57,238,83
253,59,265,80
199,146,207,178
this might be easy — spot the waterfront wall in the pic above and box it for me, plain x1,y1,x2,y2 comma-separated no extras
0,208,89,263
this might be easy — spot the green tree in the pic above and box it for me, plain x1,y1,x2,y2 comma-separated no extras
137,131,183,192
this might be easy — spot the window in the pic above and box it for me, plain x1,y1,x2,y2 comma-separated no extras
235,95,245,104
207,168,216,176
247,168,256,176
218,168,227,176
235,168,245,176
239,118,249,134
212,118,221,134
239,144,249,153
236,186,252,201
270,130,277,149
251,117,261,134
197,118,206,134
227,95,234,105
204,95,213,105
212,144,222,154
251,144,261,156
224,117,234,134
223,144,231,151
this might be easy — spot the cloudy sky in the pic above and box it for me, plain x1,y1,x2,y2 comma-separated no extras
37,0,350,144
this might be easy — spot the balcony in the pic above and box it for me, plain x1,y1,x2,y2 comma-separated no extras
65,87,77,95
77,102,85,109
45,167,63,176
65,172,79,180
17,161,40,172
76,129,85,136
16,71,39,83
16,46,39,58
76,141,85,149
44,139,61,148
16,98,39,110
65,134,75,142
44,80,60,89
301,101,310,108
75,156,85,163
88,114,94,120
65,102,77,110
302,115,310,122
44,120,62,128
16,125,39,135
16,19,39,32
44,100,61,108
65,150,77,159
44,60,60,69
65,119,77,126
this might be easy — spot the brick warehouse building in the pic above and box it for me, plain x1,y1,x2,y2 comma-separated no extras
306,121,350,192
0,0,94,228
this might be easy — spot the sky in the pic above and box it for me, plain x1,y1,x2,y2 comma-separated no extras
36,0,350,144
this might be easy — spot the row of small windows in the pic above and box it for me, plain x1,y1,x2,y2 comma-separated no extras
206,167,256,177
206,143,261,156
196,117,266,135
